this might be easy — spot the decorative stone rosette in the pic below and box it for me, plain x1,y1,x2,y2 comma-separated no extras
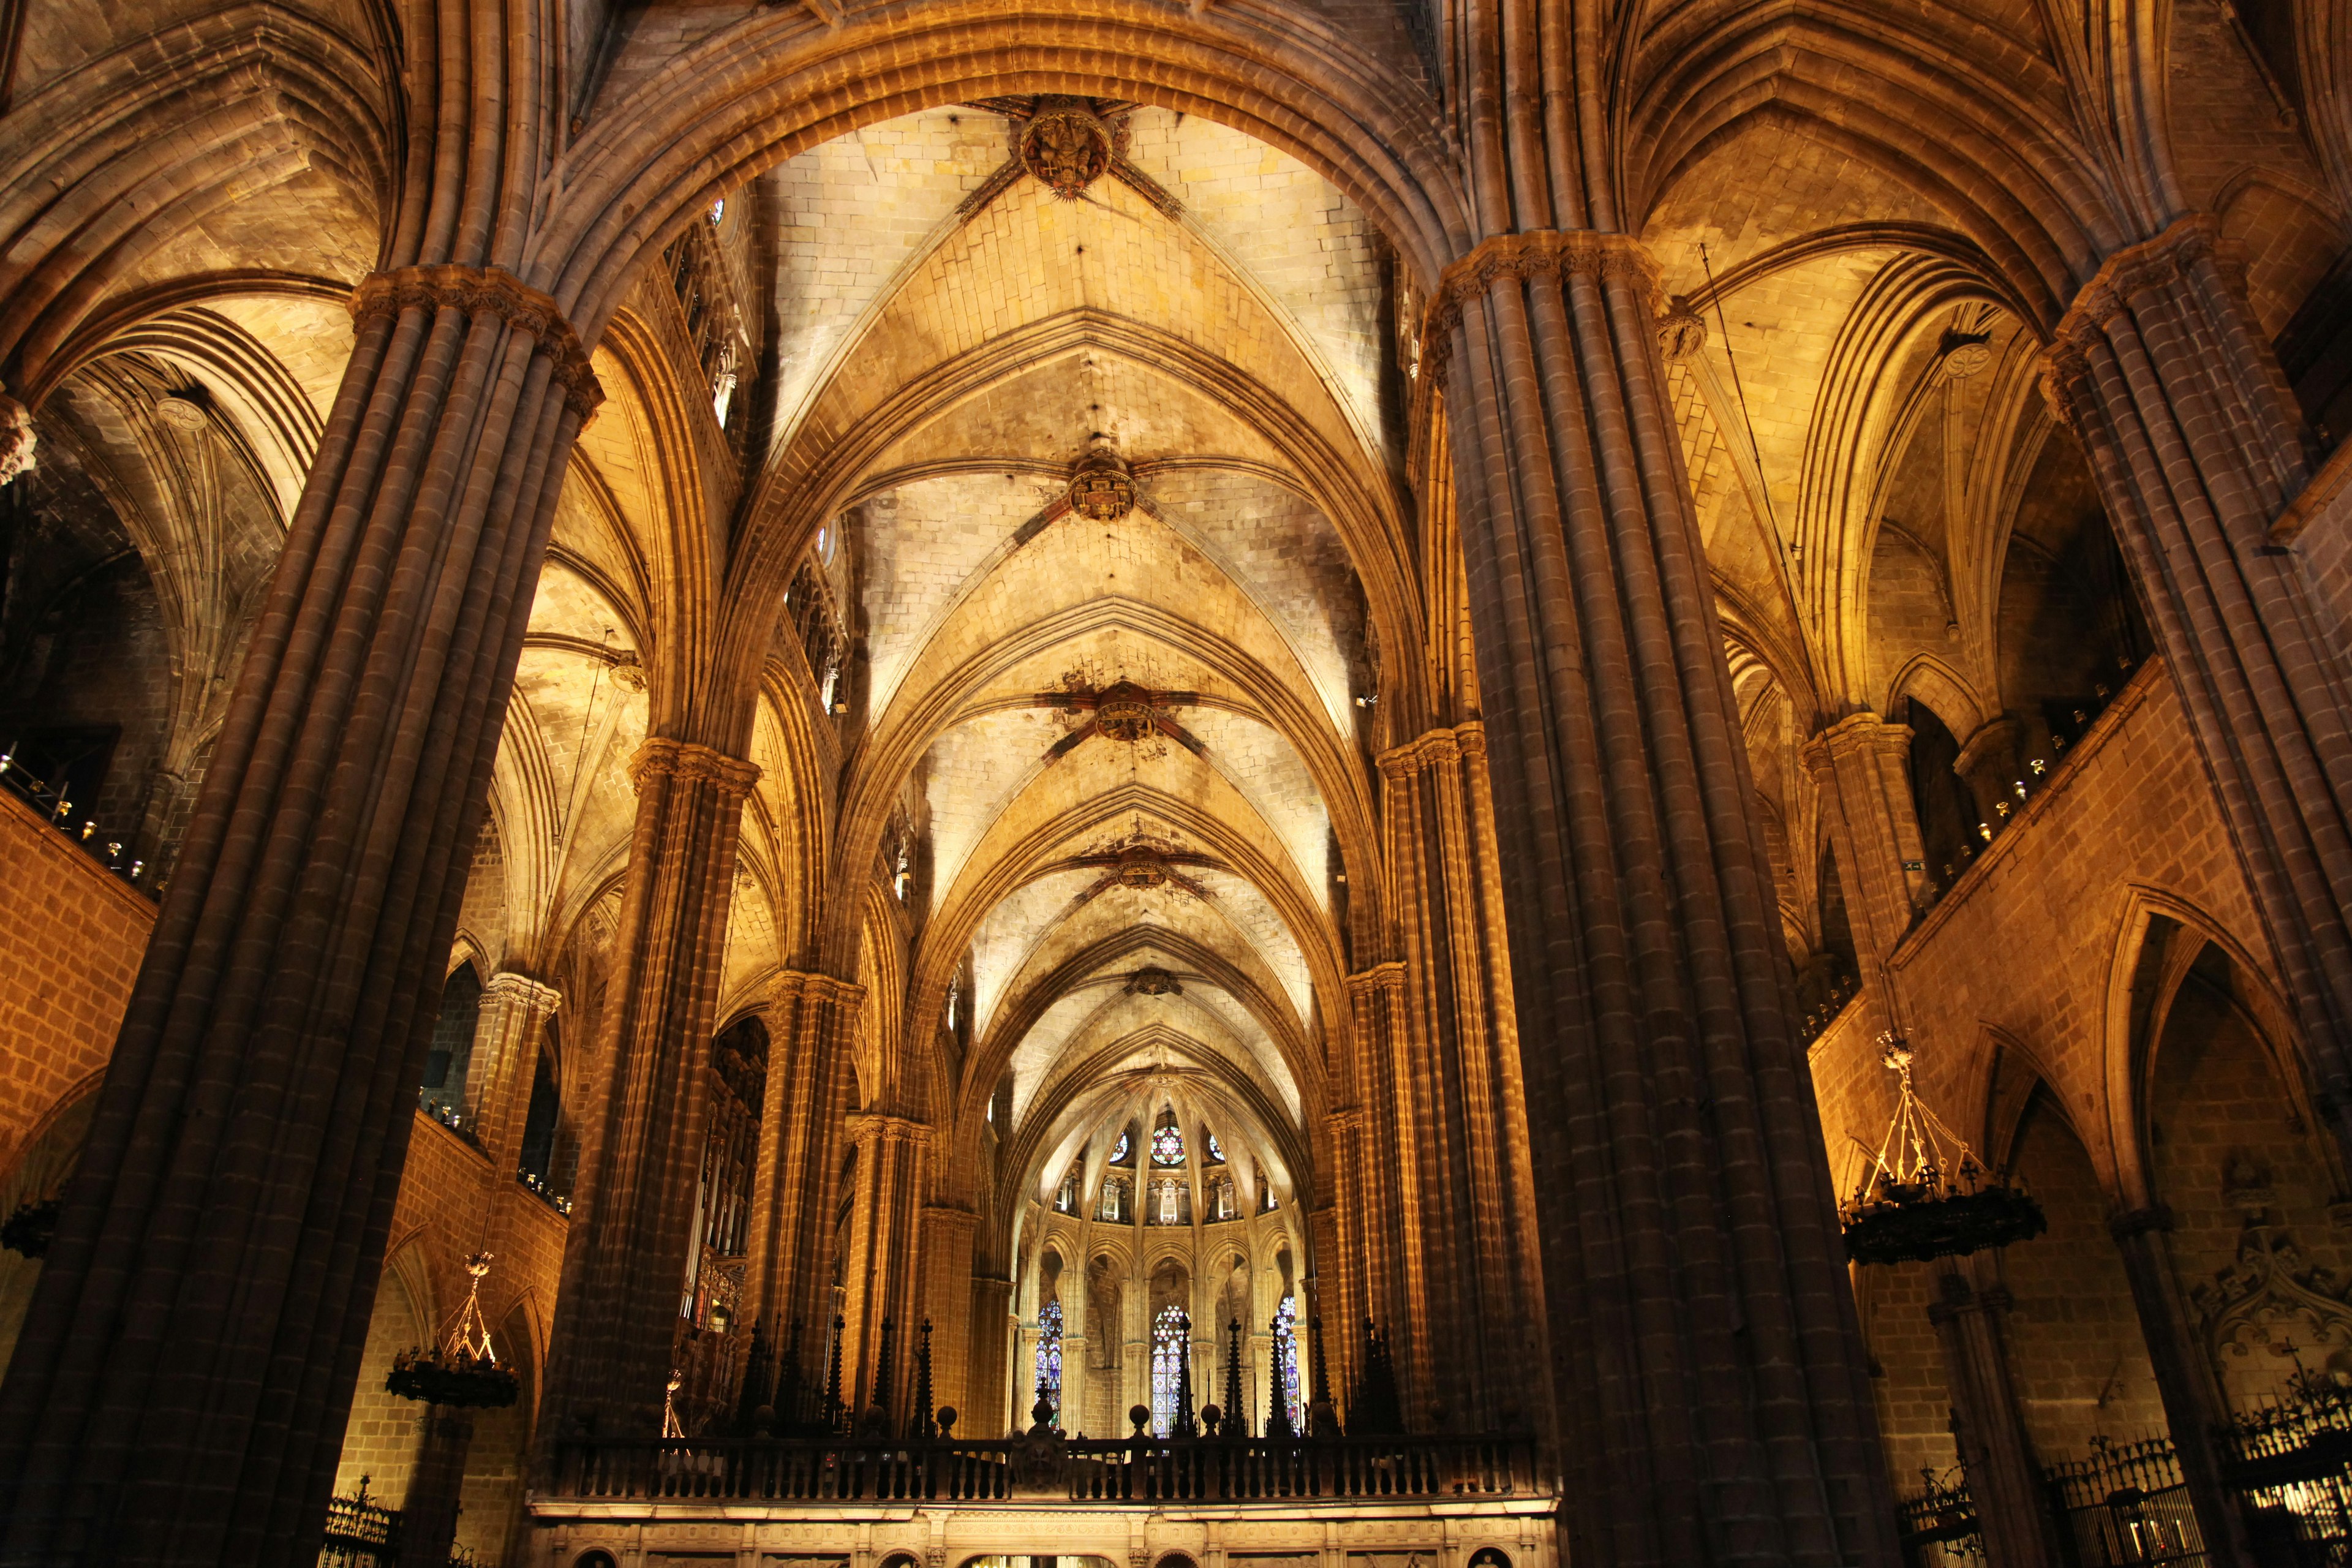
1020,97,1114,198
1066,445,1138,522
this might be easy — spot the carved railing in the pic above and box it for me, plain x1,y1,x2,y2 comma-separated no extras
548,1434,1538,1506
317,1478,402,1567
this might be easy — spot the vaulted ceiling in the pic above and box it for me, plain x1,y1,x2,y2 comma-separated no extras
737,103,1396,1212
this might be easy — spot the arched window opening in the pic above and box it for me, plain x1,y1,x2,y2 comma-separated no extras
1204,1129,1226,1164
1150,1109,1185,1166
1274,1295,1302,1432
1035,1298,1064,1423
1098,1175,1129,1224
516,1047,568,1210
420,963,483,1129
1055,1167,1079,1213
1901,698,1985,891
1109,1127,1134,1165
1148,1174,1189,1226
1151,1305,1189,1436
1213,1174,1237,1221
1259,1182,1280,1213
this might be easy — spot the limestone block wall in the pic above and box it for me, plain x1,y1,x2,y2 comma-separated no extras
0,783,151,1186
1810,655,2332,1490
1810,657,2272,1209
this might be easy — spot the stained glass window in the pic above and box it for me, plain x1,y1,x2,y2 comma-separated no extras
1275,1295,1302,1431
1151,1305,1188,1436
1035,1298,1064,1423
1109,1129,1131,1164
1151,1113,1185,1166
1205,1130,1226,1164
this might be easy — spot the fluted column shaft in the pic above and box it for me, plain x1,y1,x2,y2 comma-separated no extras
741,970,864,1382
917,1204,978,1428
1340,970,1409,1396
467,971,561,1177
1319,1101,1371,1411
0,265,595,1568
1926,1275,2060,1568
2108,1206,2256,1566
1804,714,1928,1018
967,1274,1014,1437
1435,227,1898,1568
537,739,758,1446
398,1408,475,1568
2048,215,2352,1143
839,1113,929,1428
1374,722,1546,1433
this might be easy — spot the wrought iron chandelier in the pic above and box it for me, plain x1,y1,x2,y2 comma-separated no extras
1841,1033,2046,1265
386,1253,519,1408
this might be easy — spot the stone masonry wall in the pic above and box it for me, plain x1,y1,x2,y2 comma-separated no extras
0,783,151,1186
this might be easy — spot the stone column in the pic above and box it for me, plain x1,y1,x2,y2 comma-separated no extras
1350,957,1437,1419
1319,1106,1371,1412
0,263,597,1565
1804,714,1929,974
741,971,863,1400
1804,714,1931,1046
916,1204,978,1429
1374,722,1546,1434
1434,224,1898,1564
2108,1206,2255,1566
967,1274,1013,1437
537,739,758,1446
467,971,562,1177
1951,717,2026,835
398,1407,475,1568
2046,215,2352,1147
1926,1273,2060,1568
838,1114,929,1430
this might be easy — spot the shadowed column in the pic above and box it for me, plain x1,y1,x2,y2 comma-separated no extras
2108,1205,2256,1566
1436,226,1899,1567
1927,1271,2062,1568
1805,713,1931,1031
0,265,596,1568
1372,722,1545,1434
535,739,756,1449
2046,216,2352,1152
467,971,562,1180
740,969,864,1411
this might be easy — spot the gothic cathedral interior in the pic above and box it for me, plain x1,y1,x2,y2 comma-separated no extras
4,4,2352,1568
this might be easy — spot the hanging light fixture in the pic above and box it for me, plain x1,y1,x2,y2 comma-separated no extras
386,1253,520,1408
1841,1033,2046,1265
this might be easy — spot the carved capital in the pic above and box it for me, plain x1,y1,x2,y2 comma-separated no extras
627,737,761,801
480,970,562,1021
1801,711,1909,781
1951,715,2023,782
846,1112,931,1147
1419,229,1666,388
2056,215,2237,344
2042,215,2246,431
1344,962,1407,1000
347,264,605,420
1375,727,1461,780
